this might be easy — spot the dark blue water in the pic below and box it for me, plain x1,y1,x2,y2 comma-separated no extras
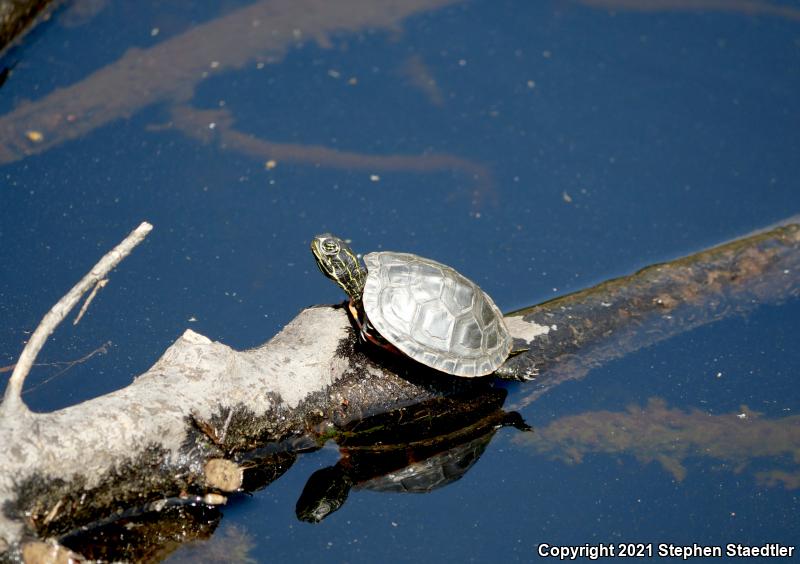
1,1,798,561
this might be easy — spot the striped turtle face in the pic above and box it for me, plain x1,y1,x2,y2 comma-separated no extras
310,233,366,301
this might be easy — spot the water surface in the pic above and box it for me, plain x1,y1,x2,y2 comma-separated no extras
1,0,798,561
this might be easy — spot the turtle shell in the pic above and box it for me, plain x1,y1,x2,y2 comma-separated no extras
361,252,512,377
356,433,489,493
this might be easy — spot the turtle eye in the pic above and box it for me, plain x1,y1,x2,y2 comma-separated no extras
321,238,340,256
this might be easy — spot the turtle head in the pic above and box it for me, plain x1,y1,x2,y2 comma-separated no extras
310,233,366,301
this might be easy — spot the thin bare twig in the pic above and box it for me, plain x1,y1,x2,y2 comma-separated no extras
0,341,110,377
73,278,108,325
0,222,152,417
21,341,112,395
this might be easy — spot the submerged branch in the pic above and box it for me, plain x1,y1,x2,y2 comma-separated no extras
502,219,800,407
515,397,800,486
170,106,494,205
0,0,463,165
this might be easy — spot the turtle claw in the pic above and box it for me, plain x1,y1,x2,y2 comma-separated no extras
493,362,538,382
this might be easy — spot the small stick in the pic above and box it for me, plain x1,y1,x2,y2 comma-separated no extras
22,341,112,395
73,278,108,325
0,222,153,416
0,342,109,376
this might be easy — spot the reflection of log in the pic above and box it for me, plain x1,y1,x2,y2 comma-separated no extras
1,219,798,557
0,0,461,164
515,397,800,487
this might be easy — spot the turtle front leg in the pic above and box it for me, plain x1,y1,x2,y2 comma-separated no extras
348,299,401,355
493,349,538,381
347,299,362,328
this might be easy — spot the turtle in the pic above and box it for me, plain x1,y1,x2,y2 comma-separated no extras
310,233,516,378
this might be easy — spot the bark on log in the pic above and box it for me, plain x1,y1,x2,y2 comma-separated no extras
1,219,798,559
501,219,800,407
0,0,51,54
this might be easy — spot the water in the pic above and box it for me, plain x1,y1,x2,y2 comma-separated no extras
1,0,798,561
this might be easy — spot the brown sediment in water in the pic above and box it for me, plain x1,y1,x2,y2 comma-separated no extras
0,1,464,162
515,397,800,486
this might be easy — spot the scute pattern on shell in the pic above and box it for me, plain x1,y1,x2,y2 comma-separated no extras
362,252,512,377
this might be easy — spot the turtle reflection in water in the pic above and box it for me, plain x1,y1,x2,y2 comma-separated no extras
296,390,530,523
311,234,531,379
